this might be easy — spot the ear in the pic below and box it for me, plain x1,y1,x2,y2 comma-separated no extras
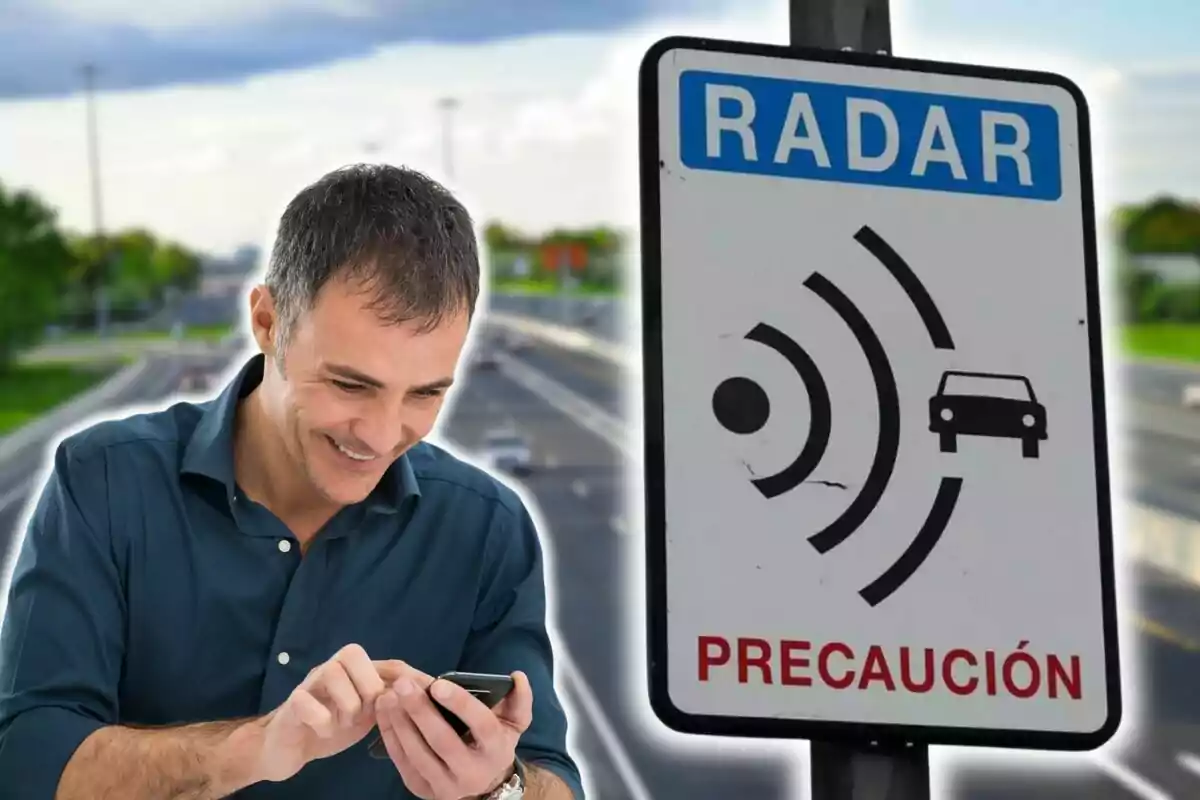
247,285,278,358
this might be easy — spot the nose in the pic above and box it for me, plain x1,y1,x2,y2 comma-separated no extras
348,407,412,457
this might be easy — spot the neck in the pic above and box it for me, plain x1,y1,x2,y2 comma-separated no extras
233,385,338,530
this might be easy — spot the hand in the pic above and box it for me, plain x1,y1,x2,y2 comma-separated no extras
375,670,534,799
250,644,399,783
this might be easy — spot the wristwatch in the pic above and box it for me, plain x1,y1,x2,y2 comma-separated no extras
484,758,525,799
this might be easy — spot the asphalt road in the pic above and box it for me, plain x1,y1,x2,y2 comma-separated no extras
480,332,1200,798
1123,361,1200,408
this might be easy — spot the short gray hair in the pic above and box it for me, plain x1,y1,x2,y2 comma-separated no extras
264,163,480,353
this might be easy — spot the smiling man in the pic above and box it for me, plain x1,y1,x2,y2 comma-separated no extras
0,164,583,799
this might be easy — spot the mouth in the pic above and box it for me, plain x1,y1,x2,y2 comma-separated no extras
324,434,379,468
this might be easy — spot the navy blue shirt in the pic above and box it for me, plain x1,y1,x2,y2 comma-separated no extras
0,354,583,799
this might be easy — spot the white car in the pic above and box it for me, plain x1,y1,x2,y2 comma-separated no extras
1183,384,1200,408
179,368,211,392
480,430,533,475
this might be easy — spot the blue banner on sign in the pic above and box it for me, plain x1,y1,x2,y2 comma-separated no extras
678,70,1063,201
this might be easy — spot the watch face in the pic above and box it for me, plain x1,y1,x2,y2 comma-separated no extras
493,776,523,800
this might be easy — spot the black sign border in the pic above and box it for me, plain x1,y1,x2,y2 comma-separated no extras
638,34,1121,751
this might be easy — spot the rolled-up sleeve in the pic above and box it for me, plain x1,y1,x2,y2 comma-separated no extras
459,499,585,799
0,440,124,798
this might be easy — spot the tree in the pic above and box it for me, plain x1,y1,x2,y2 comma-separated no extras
1118,196,1200,255
0,183,74,367
482,221,533,253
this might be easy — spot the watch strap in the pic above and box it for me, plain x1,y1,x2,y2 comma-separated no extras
484,758,525,799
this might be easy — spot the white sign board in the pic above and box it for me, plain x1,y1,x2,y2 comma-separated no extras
639,36,1119,750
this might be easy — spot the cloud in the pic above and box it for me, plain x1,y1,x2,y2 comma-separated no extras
0,0,1193,259
33,0,377,31
0,0,738,99
32,0,374,30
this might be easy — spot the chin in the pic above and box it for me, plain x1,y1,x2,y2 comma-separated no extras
313,473,377,506
306,442,384,506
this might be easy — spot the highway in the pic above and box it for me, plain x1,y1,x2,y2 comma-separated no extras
4,325,1200,796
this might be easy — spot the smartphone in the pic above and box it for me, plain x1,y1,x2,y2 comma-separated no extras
368,671,515,758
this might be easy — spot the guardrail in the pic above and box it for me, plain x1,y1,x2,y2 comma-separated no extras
485,309,1200,588
487,294,621,344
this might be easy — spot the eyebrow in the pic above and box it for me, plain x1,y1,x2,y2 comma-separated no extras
324,363,454,393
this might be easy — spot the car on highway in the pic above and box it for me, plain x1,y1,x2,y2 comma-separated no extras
472,346,500,371
480,429,533,475
928,370,1047,458
179,368,211,392
1183,383,1200,408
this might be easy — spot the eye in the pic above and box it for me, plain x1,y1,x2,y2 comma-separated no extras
411,387,445,400
331,379,367,393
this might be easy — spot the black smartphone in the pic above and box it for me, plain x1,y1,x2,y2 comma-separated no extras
368,671,515,758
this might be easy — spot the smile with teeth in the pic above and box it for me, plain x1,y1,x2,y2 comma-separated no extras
330,436,376,462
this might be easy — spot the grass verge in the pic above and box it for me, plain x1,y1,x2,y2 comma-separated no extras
0,362,118,437
1123,324,1200,363
492,279,618,296
59,322,234,344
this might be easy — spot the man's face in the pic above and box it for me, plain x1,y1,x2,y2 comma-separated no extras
253,278,470,507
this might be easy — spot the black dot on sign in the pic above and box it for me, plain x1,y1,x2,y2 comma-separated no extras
712,377,770,434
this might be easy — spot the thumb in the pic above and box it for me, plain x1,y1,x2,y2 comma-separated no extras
494,671,533,732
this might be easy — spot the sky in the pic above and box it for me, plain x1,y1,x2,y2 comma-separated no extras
0,0,1196,256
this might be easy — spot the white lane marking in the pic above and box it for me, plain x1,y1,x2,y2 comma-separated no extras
0,479,33,513
571,480,589,498
1176,751,1200,778
1092,756,1173,800
558,648,654,800
496,353,626,455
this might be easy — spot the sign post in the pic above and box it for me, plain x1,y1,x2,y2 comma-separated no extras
637,1,1122,798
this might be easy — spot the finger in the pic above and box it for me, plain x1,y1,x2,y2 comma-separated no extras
315,661,365,724
374,659,435,690
381,683,455,792
376,693,434,796
292,689,336,738
493,671,534,732
428,679,504,747
397,679,475,765
334,644,386,708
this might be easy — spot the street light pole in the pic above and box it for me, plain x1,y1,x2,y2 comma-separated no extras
787,2,930,798
438,97,459,182
82,63,109,336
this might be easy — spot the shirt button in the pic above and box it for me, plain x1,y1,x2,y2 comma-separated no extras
277,652,290,665
278,539,292,553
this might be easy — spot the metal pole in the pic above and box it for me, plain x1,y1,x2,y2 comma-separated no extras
82,63,109,336
789,1,930,798
438,97,458,182
789,0,893,54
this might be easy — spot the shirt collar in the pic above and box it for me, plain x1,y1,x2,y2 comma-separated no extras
180,352,420,514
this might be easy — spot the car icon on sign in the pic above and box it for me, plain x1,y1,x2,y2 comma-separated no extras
928,370,1046,459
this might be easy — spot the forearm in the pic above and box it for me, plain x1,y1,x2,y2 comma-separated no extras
523,763,576,800
56,717,265,800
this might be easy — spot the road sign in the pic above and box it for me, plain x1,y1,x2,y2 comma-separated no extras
639,36,1120,751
